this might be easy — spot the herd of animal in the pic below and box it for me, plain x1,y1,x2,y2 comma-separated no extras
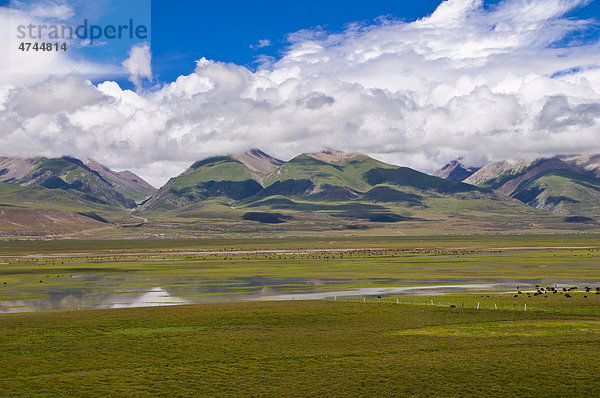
513,285,600,299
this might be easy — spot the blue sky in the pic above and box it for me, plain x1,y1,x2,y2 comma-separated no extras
151,0,445,82
151,0,599,82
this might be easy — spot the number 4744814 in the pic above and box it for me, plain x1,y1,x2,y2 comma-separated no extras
18,42,67,52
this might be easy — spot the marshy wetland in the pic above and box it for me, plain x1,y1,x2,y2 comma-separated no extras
1,235,600,395
1,235,600,312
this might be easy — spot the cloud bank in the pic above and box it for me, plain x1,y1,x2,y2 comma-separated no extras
1,0,600,186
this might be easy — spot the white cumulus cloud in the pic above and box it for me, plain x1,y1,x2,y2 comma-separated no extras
1,0,600,187
122,42,153,91
250,39,273,50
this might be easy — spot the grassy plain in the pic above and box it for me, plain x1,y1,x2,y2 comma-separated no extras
1,233,600,255
1,299,600,396
1,236,599,396
1,235,599,295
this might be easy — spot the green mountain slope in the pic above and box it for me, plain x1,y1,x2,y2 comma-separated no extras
0,157,158,236
144,156,263,210
82,158,156,202
146,148,490,212
364,167,479,194
0,180,134,236
260,150,478,201
0,183,117,211
460,157,600,214
263,152,393,192
139,149,555,235
144,150,388,211
0,181,23,197
511,170,600,214
0,156,155,208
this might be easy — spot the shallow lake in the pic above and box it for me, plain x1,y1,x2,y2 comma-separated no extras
2,275,599,313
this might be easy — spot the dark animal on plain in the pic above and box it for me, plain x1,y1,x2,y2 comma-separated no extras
565,294,572,298
583,296,588,299
450,305,456,308
514,295,518,298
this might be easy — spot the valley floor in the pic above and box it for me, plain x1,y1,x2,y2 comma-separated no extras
0,235,599,396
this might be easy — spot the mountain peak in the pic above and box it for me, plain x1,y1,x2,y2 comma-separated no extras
434,158,480,182
81,158,156,201
234,149,284,181
464,158,536,186
559,154,600,178
307,148,364,164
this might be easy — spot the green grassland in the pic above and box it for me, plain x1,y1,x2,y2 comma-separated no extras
1,235,599,296
1,249,599,291
0,182,24,196
1,236,600,396
131,194,600,239
1,233,599,255
1,299,599,396
395,292,600,316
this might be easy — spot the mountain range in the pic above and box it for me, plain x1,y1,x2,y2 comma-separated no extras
0,156,156,236
144,149,479,211
0,150,598,237
435,155,600,214
0,156,155,208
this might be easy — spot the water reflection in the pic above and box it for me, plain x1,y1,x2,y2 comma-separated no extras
0,287,188,314
252,284,503,301
1,276,599,314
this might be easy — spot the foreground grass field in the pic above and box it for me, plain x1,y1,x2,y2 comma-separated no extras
1,299,599,396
